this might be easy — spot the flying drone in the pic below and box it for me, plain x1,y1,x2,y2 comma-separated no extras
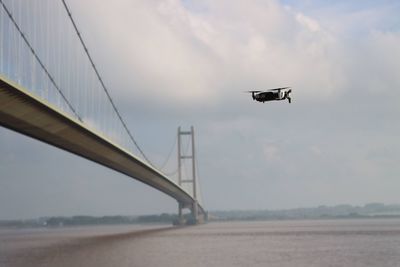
246,87,292,103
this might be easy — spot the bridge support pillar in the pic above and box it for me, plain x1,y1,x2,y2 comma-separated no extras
191,201,206,224
176,126,204,225
176,202,185,225
175,201,205,225
192,201,199,222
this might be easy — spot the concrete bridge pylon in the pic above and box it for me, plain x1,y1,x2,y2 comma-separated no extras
176,126,204,225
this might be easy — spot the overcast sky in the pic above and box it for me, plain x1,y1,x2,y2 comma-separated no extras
1,0,400,220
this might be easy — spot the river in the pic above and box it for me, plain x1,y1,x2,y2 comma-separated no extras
1,219,400,267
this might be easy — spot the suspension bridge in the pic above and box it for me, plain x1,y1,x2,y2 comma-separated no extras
0,0,206,225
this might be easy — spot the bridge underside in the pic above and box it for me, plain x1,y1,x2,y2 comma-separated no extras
0,76,203,212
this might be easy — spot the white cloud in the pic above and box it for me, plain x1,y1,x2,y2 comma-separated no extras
71,0,350,108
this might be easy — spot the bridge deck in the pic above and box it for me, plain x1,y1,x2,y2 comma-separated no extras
0,76,197,206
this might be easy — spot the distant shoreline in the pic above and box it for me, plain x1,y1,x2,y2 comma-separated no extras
2,203,400,228
2,215,400,230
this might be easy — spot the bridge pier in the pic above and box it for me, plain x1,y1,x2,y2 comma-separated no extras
192,201,207,224
175,201,205,226
176,202,186,225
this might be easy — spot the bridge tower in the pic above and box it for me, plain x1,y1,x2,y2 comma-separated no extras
177,126,200,225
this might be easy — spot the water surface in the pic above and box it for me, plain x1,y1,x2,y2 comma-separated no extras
1,219,400,267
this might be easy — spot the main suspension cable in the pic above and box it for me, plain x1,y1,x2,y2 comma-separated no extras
159,135,177,171
60,0,155,167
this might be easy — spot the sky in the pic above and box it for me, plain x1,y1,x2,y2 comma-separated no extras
1,0,400,220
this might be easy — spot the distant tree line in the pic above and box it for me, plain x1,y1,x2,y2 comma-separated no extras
2,203,400,228
0,213,180,228
209,203,400,221
45,215,137,226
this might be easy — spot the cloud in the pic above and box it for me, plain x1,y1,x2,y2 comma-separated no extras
70,0,349,110
64,0,400,113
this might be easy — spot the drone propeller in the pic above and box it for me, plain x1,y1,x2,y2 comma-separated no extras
269,86,291,91
284,89,292,103
245,90,261,93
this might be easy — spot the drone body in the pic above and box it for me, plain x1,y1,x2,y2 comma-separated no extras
247,87,292,103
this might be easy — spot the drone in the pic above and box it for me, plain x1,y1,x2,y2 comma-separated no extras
246,87,292,103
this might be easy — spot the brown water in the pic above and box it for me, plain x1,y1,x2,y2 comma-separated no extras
1,219,400,267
